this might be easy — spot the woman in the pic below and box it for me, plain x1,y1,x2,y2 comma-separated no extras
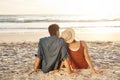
61,28,101,73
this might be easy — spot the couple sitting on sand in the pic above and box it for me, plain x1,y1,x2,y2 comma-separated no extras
29,24,102,76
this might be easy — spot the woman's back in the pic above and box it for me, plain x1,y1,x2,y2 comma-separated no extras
68,41,88,69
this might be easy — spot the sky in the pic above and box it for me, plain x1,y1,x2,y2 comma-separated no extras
0,0,120,18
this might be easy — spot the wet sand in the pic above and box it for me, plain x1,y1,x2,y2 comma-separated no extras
1,27,120,42
0,32,120,43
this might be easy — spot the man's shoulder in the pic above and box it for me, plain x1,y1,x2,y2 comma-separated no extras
39,36,66,44
59,38,65,42
39,37,48,43
40,37,48,40
59,38,67,45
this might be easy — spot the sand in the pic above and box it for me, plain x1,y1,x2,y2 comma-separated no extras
0,31,48,43
1,27,120,43
0,41,120,80
0,29,120,80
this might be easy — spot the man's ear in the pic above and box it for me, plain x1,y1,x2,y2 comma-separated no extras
56,30,60,36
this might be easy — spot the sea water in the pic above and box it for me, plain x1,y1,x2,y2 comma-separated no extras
0,15,120,41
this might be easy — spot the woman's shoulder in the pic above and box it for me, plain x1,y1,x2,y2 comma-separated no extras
78,40,85,44
79,40,87,48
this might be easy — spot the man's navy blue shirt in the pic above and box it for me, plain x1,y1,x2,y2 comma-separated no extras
37,35,68,73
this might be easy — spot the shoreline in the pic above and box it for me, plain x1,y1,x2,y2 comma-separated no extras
1,28,120,43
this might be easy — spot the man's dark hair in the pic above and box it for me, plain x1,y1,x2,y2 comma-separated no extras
48,24,59,36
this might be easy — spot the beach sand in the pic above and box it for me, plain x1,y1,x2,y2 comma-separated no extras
0,30,120,80
1,27,120,42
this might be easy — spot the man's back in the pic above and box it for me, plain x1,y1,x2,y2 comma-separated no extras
30,24,78,76
37,35,68,73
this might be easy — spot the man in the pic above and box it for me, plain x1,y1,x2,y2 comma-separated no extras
29,24,77,76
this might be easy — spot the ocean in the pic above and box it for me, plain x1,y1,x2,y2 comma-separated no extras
0,15,120,32
0,15,120,42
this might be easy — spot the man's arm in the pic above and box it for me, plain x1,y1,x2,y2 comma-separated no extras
34,57,41,72
28,57,40,75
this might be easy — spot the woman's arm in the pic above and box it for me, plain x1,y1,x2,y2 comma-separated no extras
82,41,101,74
62,57,78,77
60,55,73,71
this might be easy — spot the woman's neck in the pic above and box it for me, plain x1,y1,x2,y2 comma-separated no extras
71,40,76,43
69,41,80,51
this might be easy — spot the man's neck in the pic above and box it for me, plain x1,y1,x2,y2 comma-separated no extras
50,35,58,37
